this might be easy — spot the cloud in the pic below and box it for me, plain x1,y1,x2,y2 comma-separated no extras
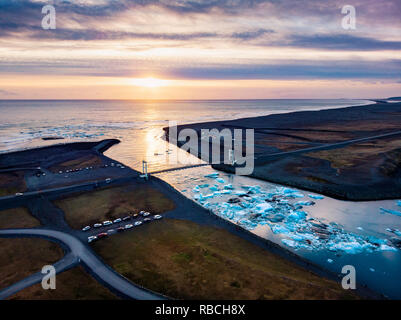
287,34,401,51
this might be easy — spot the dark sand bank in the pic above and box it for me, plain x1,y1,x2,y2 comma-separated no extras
165,101,401,201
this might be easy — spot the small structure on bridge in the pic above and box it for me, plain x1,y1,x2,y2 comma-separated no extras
140,160,149,180
229,149,236,166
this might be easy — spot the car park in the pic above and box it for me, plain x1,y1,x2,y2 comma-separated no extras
97,232,108,239
125,224,133,229
113,218,122,224
103,220,112,226
87,236,97,243
153,215,162,220
94,223,102,228
82,226,91,231
134,221,142,226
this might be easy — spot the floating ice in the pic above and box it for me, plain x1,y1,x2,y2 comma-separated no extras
397,200,401,207
198,184,209,188
380,208,401,217
295,201,315,207
369,268,375,272
357,227,363,231
216,178,225,184
309,194,324,200
192,182,396,254
327,259,333,263
204,173,219,178
193,186,200,193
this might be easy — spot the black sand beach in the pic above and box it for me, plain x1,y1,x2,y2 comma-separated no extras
167,101,401,201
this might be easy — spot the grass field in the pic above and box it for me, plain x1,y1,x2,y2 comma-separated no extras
0,207,40,229
0,238,63,290
93,218,358,300
9,266,118,300
0,171,26,197
54,184,175,229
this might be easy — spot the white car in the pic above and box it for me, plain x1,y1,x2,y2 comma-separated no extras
107,229,115,234
82,226,91,231
103,220,112,226
139,211,146,216
88,236,97,243
105,178,111,184
15,192,24,196
153,215,162,220
113,218,122,224
125,224,133,229
143,212,151,217
134,221,142,227
94,223,102,228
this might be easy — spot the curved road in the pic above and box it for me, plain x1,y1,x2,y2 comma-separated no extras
0,228,166,300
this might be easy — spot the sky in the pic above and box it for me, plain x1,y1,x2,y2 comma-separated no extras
0,0,400,99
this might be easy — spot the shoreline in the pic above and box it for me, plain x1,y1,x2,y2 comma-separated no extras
0,139,382,299
166,101,401,201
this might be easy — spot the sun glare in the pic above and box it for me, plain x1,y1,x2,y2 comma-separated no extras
131,77,170,88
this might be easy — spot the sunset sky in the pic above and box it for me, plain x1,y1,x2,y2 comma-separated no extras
0,0,400,99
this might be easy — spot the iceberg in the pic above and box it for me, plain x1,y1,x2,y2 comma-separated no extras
309,194,324,200
216,178,225,184
204,173,219,178
380,208,401,217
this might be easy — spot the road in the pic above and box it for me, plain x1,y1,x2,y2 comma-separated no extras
0,228,166,300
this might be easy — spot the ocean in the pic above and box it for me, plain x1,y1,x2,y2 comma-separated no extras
1,99,400,298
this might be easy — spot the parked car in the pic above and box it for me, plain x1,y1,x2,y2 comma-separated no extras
122,216,131,221
105,178,111,184
87,236,97,243
153,215,162,220
107,229,115,234
125,224,133,229
113,218,122,224
94,223,102,228
117,227,125,232
82,226,91,231
97,233,108,239
143,212,151,217
144,218,152,223
15,192,24,196
139,211,146,216
134,221,142,227
132,214,139,218
103,220,112,226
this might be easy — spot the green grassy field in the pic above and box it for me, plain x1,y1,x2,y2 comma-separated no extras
93,218,358,300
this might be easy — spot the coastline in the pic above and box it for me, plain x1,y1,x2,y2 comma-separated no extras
0,140,381,299
166,101,401,201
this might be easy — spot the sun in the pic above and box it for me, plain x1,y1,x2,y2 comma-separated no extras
131,77,170,88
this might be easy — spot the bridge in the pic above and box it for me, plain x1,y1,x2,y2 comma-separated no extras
149,163,210,175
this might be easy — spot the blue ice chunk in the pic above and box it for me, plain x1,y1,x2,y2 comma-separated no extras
209,186,219,191
223,184,234,190
198,184,209,188
216,178,225,183
204,173,219,178
309,194,324,200
254,202,273,213
380,208,401,217
397,200,401,207
295,201,315,206
281,239,298,248
327,258,333,263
